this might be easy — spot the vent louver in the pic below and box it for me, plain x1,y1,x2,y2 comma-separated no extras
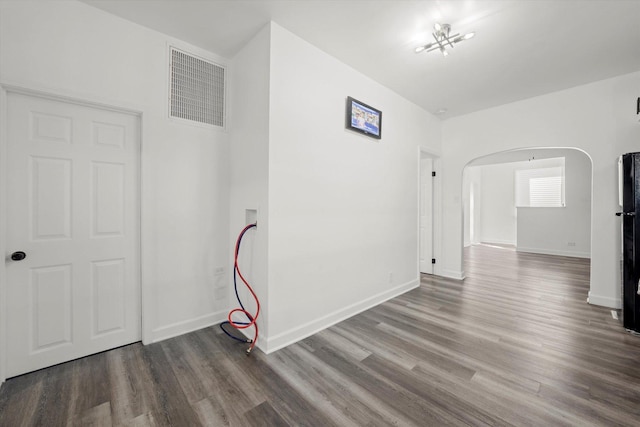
170,48,225,127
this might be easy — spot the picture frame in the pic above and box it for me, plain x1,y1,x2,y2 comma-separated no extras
345,96,382,139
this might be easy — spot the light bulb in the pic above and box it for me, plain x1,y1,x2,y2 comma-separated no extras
463,32,475,40
415,46,426,53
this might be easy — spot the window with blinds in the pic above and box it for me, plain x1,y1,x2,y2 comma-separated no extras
169,47,225,127
515,161,565,207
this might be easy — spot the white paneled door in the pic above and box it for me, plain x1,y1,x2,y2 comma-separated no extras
420,157,433,274
5,92,141,377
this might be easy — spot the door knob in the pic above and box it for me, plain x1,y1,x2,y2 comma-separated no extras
10,251,26,261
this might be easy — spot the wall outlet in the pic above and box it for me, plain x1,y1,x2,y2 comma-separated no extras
567,242,576,247
214,266,225,276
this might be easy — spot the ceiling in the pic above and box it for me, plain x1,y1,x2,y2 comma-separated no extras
82,0,640,119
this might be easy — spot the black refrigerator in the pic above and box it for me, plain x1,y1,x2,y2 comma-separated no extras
618,152,640,333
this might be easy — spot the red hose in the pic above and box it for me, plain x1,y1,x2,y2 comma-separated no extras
227,224,260,354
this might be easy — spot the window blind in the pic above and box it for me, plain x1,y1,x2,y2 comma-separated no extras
515,164,565,207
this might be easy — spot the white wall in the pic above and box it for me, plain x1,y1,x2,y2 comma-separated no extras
464,153,591,254
442,71,640,308
463,166,482,246
477,163,518,245
517,151,592,258
0,1,443,373
265,23,442,351
228,23,272,343
0,0,231,363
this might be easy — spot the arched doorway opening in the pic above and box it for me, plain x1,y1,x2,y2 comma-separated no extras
462,147,593,297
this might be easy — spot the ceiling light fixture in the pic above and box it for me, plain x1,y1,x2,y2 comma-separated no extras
414,23,475,57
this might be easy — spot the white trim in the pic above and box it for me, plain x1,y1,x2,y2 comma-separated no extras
432,157,442,276
138,112,152,346
439,269,466,281
588,291,621,309
516,246,590,259
150,310,228,343
417,149,437,276
416,150,421,277
263,279,419,354
0,86,8,388
0,82,144,117
418,148,443,278
480,239,516,246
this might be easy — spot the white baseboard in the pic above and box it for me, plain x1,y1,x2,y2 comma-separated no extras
588,292,621,309
481,239,516,246
263,279,419,354
516,246,590,259
440,269,466,280
150,309,228,343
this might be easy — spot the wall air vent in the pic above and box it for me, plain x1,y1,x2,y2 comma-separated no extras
169,47,225,127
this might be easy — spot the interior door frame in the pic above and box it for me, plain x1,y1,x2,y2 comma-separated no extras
0,84,145,385
418,148,442,278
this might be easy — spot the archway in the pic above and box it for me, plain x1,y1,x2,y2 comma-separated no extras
461,147,593,295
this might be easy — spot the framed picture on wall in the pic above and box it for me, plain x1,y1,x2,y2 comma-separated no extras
345,96,382,139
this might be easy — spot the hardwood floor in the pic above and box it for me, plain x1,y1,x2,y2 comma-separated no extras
2,244,640,426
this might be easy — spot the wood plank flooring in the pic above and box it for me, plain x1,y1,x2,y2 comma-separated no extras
2,244,640,426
